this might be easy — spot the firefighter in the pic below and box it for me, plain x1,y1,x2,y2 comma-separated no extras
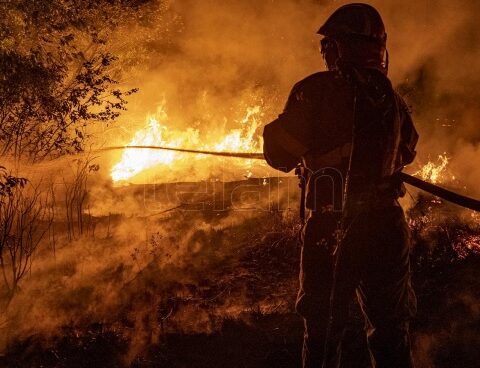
263,3,418,368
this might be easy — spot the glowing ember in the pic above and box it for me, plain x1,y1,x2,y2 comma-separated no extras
111,105,263,182
453,233,480,259
414,153,452,184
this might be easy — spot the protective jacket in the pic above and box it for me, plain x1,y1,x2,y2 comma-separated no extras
263,68,418,211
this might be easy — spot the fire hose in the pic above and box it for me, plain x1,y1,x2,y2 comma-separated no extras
99,145,480,212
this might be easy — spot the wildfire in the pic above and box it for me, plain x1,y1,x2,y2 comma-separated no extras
111,105,263,182
414,153,454,184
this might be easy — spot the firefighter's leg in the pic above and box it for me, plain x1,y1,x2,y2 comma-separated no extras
296,212,339,368
322,216,363,368
357,206,416,368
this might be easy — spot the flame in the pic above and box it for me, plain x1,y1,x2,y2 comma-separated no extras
414,153,452,184
111,105,263,182
214,106,261,152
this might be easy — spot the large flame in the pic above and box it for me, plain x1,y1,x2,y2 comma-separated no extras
111,105,263,182
414,153,455,184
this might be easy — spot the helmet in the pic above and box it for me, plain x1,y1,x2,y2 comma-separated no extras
318,3,387,46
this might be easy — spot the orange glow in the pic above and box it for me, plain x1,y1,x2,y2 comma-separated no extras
111,105,263,182
414,153,454,184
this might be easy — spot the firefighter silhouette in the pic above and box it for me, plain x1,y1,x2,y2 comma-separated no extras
263,4,418,367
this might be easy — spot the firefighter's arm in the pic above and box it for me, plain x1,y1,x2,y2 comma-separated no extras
263,83,313,172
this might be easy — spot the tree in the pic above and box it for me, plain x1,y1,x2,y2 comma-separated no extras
1,52,138,161
0,181,51,307
0,0,154,162
0,0,163,306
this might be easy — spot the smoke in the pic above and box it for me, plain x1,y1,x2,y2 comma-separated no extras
0,173,298,357
2,0,480,364
374,0,480,196
87,0,480,194
91,0,480,363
